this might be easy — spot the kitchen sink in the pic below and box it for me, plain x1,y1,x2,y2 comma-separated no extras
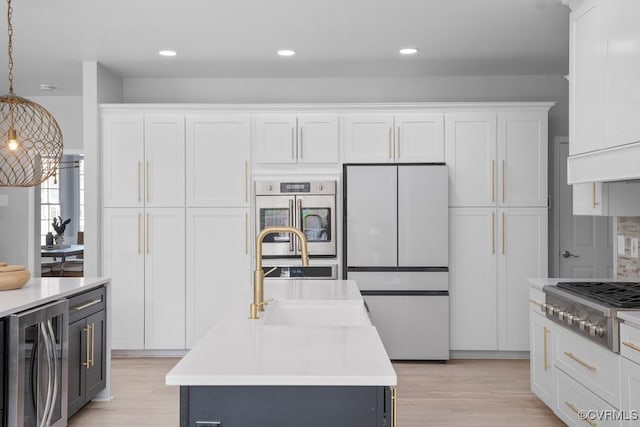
262,302,371,327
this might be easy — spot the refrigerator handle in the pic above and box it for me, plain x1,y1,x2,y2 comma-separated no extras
297,199,303,253
289,199,295,253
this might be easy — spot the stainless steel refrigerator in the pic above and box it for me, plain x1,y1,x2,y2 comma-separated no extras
344,164,449,360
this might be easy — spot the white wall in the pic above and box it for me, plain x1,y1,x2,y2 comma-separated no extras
30,96,84,151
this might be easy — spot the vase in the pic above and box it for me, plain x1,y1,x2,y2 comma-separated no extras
54,234,64,245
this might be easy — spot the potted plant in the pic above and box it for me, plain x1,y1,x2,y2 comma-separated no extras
52,216,71,245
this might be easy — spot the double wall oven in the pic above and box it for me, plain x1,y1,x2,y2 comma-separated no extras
255,180,336,258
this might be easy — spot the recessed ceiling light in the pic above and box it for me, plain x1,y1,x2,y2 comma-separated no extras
399,48,419,55
159,50,177,57
277,49,296,57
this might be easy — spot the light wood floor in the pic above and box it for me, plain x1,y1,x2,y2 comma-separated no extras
68,358,564,427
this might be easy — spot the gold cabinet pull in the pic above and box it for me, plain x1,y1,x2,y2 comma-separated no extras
146,161,150,203
623,341,640,353
82,325,90,369
245,212,249,255
397,127,401,159
501,212,505,255
543,327,550,371
137,213,142,255
72,298,102,312
592,183,599,208
491,160,495,202
137,161,142,203
392,388,397,427
146,213,150,255
564,351,597,372
244,160,249,203
291,127,295,159
491,212,495,255
388,127,393,159
502,160,506,203
90,322,95,367
299,127,303,160
565,401,597,427
529,299,543,308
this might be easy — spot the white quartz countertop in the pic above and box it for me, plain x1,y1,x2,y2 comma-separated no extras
166,279,397,387
0,277,110,317
618,311,640,328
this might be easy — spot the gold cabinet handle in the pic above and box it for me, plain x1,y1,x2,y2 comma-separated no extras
137,161,142,203
529,299,543,308
623,341,640,353
565,401,597,427
72,298,102,312
146,161,150,203
491,212,495,255
90,322,95,367
502,160,506,203
245,212,249,255
392,388,397,427
564,351,597,372
82,325,90,369
543,327,550,371
146,213,150,255
502,212,505,255
137,213,142,255
397,127,401,159
291,127,295,159
244,160,249,203
299,127,303,160
388,127,393,159
592,183,599,208
491,160,495,202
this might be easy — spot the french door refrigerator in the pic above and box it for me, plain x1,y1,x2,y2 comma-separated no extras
344,164,449,360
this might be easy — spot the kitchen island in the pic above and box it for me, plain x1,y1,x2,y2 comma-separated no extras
166,279,397,426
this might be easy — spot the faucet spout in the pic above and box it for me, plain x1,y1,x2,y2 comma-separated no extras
250,226,309,319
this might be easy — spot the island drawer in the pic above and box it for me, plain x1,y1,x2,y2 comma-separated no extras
620,323,640,366
68,286,106,323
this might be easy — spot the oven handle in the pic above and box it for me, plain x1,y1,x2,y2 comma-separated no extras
40,322,53,427
46,319,58,427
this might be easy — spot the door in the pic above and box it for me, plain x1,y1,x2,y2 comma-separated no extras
445,113,497,207
144,114,185,207
398,165,448,267
395,113,444,163
255,114,297,164
557,141,613,278
343,114,394,163
185,114,250,207
298,114,339,163
255,195,296,257
186,208,251,348
296,195,336,257
346,165,398,267
449,207,497,350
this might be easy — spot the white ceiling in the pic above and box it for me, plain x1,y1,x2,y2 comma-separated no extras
0,0,569,96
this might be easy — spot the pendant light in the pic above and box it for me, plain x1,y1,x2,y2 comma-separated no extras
0,0,62,187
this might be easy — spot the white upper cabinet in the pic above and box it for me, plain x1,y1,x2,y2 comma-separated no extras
254,113,339,164
445,113,497,207
102,113,185,208
186,114,250,207
498,112,548,207
343,113,444,163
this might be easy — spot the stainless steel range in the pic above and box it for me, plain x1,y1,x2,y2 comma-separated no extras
543,281,640,352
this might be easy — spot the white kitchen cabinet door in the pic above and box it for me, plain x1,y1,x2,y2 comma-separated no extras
103,208,145,349
449,208,498,350
343,114,395,163
529,310,555,411
144,115,185,207
395,113,444,163
573,182,607,215
569,0,605,156
298,114,340,164
144,208,186,350
102,114,144,208
445,113,497,207
345,166,398,267
185,208,251,348
497,112,548,207
604,0,640,150
497,208,547,351
254,114,297,164
621,356,640,427
186,114,250,207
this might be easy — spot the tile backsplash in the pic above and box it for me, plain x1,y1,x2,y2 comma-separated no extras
618,217,640,280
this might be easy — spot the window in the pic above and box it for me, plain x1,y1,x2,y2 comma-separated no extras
40,174,60,245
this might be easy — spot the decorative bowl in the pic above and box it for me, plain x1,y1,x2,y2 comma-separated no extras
0,262,31,291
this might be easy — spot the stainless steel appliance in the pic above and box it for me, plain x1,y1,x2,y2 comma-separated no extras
7,299,68,427
262,264,338,280
543,281,640,352
344,164,449,360
255,180,336,258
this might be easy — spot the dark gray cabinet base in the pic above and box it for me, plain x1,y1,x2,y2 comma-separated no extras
180,385,391,427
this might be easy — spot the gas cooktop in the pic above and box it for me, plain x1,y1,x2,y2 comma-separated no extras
556,281,640,309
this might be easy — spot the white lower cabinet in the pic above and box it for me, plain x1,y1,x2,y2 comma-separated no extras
449,208,547,351
186,208,251,348
621,357,640,427
529,301,555,410
104,208,186,350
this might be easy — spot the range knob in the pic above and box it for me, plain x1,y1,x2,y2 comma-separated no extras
566,315,577,325
540,303,548,313
558,311,567,321
546,305,557,315
589,324,605,337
